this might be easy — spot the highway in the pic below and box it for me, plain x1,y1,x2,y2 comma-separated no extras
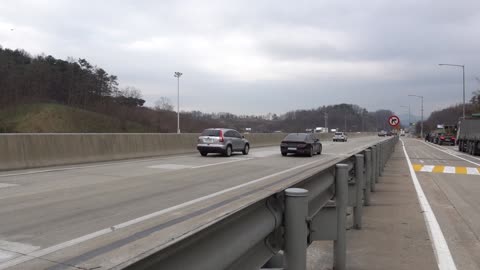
0,136,386,270
402,138,480,270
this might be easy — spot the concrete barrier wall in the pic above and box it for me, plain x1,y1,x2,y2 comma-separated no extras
0,132,377,171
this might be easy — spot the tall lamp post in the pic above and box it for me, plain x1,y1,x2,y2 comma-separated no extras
438,63,465,118
174,72,183,134
409,95,424,138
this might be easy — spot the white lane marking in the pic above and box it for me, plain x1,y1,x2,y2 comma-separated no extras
190,158,253,169
420,165,434,172
0,157,321,269
249,149,279,158
402,139,457,270
0,240,39,263
148,164,193,170
0,154,195,178
422,142,480,167
0,183,17,189
443,166,456,174
466,167,480,175
434,143,480,162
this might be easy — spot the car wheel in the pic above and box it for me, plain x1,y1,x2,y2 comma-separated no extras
200,152,208,156
308,146,314,157
281,152,287,156
225,145,232,157
318,146,322,155
242,144,249,155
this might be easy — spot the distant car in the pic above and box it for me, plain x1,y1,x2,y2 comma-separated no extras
433,132,455,145
333,132,347,142
197,128,249,157
280,133,322,157
378,130,387,137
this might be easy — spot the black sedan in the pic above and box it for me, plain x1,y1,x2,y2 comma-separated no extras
280,133,322,157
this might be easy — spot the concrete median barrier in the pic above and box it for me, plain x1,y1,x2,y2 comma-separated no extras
0,132,377,171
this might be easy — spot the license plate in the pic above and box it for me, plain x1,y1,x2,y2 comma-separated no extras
204,138,213,143
288,147,296,150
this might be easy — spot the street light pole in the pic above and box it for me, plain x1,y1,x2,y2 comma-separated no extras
174,72,183,134
439,63,465,118
409,95,424,138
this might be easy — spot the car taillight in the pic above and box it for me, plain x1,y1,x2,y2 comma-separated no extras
219,130,224,142
452,137,456,140
440,136,445,140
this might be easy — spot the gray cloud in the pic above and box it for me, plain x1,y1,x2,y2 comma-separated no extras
1,0,479,117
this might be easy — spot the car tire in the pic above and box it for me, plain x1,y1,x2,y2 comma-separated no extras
317,146,322,155
281,152,287,156
224,145,232,157
308,146,314,157
242,144,249,155
200,152,208,156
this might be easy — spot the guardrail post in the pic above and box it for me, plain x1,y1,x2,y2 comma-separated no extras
379,143,383,176
354,154,364,229
334,164,348,270
371,146,377,192
285,188,309,270
364,149,372,206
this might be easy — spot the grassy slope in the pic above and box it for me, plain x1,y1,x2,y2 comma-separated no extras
0,103,150,133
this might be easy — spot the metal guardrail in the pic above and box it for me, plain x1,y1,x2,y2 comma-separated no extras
124,136,399,270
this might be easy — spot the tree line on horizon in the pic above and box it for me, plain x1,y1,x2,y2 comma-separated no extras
1,46,399,133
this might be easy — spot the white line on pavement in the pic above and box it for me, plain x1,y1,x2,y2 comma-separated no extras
422,141,480,167
0,183,17,189
401,139,457,270
420,165,434,172
0,157,322,269
191,158,253,169
443,166,456,174
0,154,195,178
466,167,480,175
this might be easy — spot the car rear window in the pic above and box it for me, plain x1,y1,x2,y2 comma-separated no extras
284,133,307,141
335,132,343,135
201,129,221,136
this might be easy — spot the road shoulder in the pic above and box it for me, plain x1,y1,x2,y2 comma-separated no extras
307,141,438,270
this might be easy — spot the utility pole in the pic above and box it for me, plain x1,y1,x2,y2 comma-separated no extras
174,72,182,134
344,111,347,132
324,111,328,131
409,95,424,138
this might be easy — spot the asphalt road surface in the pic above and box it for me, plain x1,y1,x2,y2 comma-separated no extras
0,136,386,270
403,138,480,270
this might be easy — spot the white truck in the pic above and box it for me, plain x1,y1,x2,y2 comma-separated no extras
314,127,328,133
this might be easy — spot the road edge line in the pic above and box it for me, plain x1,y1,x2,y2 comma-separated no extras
422,141,480,167
401,139,457,270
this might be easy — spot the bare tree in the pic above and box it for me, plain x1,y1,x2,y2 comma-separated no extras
154,96,174,111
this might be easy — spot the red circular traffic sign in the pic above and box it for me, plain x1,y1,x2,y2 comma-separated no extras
388,115,400,127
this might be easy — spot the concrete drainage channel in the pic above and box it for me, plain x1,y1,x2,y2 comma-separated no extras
123,136,399,270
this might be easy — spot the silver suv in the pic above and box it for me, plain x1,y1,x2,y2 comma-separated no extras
333,132,348,142
197,128,250,157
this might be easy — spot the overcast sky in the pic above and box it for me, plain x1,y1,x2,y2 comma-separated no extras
1,0,479,117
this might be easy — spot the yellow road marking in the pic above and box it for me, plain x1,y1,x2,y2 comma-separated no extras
412,164,480,176
413,164,423,171
456,167,467,174
433,166,445,173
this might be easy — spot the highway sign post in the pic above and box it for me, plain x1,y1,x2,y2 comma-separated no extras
388,115,400,127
